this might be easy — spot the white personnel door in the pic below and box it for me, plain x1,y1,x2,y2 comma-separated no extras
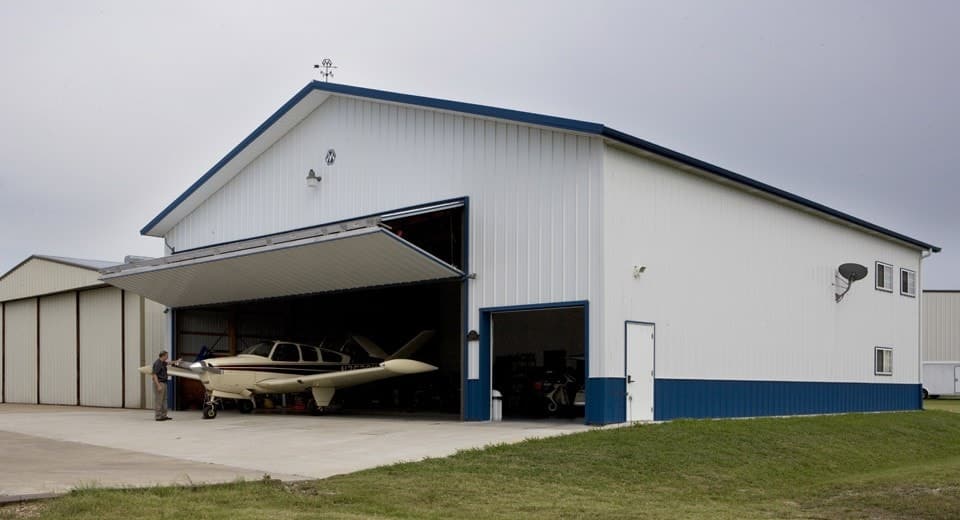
626,322,655,422
955,366,960,394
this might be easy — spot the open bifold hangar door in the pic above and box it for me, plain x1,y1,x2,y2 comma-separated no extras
99,219,464,308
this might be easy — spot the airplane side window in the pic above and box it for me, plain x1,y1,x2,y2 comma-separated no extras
242,342,274,357
321,350,343,363
272,343,300,362
300,345,319,362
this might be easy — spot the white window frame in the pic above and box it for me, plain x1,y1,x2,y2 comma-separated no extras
875,347,893,376
900,268,916,298
875,262,893,292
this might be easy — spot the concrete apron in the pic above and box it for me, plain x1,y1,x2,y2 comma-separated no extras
0,404,594,498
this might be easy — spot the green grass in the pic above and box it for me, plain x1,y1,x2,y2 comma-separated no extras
924,397,960,413
5,411,960,519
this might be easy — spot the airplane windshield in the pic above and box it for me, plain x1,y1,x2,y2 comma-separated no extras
241,342,274,357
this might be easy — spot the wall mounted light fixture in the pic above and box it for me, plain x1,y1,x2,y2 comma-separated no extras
306,169,321,188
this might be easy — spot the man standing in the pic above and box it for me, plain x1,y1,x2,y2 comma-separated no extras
152,350,180,421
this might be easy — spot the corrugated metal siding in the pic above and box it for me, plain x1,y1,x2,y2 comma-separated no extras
654,379,921,420
39,292,77,405
922,292,960,362
142,299,168,410
1,303,4,402
104,229,462,308
0,258,103,302
123,293,142,408
79,288,123,407
164,95,604,358
4,299,37,403
602,144,921,384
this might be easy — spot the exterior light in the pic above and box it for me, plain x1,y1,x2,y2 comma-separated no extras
306,169,321,188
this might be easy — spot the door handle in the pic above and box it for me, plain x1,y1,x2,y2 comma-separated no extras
627,375,635,384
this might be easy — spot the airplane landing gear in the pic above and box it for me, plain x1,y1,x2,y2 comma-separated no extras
202,392,220,419
237,399,254,414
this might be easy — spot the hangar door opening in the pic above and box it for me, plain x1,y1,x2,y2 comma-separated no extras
161,202,466,417
491,306,585,420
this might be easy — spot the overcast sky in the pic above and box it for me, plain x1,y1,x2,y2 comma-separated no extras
1,1,957,288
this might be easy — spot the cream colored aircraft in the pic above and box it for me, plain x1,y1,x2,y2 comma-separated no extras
139,331,437,419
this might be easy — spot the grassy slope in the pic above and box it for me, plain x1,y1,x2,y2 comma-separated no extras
5,411,960,520
924,397,960,413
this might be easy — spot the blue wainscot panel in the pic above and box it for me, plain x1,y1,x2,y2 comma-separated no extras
586,378,626,425
654,379,922,420
464,379,489,421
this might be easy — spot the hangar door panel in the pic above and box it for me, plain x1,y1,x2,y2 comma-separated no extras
79,288,123,407
0,303,4,402
39,293,78,405
4,299,38,403
123,294,143,408
100,226,463,308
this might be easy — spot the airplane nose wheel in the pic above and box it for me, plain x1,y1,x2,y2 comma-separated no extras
202,392,220,419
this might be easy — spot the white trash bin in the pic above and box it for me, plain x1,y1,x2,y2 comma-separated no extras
491,390,503,421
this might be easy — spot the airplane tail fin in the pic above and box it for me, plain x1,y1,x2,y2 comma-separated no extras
351,330,436,360
387,330,435,360
352,335,389,359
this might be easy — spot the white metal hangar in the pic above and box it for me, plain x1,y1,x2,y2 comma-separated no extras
98,82,939,424
0,255,165,409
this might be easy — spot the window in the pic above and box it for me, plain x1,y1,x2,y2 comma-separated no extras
875,262,893,292
875,347,893,375
900,268,916,297
271,343,300,362
300,345,319,362
241,341,274,358
321,349,344,363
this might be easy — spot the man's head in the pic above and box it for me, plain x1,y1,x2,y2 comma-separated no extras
159,350,168,360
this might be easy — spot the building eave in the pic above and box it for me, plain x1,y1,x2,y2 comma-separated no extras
141,82,940,254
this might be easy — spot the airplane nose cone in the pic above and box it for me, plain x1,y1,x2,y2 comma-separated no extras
382,359,438,374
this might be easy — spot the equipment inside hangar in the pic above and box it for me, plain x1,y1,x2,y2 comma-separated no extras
105,203,477,417
490,306,586,419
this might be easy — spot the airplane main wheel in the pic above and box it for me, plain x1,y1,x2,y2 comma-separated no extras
238,400,254,414
202,405,217,420
307,399,323,416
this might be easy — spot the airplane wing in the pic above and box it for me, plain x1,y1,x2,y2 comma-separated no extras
137,363,202,381
257,359,437,393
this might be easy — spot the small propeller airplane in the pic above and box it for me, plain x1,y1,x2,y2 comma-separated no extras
139,331,437,419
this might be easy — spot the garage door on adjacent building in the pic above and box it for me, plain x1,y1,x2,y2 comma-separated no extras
1,255,165,409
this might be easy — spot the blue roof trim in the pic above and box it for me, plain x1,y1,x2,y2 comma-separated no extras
142,82,940,253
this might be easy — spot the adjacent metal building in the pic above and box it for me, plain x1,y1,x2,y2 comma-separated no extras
922,290,960,362
0,256,165,409
98,82,938,423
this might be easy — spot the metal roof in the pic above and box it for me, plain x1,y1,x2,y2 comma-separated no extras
0,254,118,282
142,82,940,253
101,225,463,308
0,255,120,302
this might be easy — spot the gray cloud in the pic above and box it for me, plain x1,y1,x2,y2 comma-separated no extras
1,0,956,286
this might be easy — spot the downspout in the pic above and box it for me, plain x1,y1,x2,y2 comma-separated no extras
918,248,933,403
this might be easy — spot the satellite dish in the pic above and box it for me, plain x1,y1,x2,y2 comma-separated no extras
838,263,867,282
835,262,868,302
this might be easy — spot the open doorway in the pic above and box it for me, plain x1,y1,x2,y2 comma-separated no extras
490,305,586,420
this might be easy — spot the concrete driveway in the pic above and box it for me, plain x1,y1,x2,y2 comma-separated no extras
0,404,594,499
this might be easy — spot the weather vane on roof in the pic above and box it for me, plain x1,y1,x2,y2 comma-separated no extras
314,59,337,82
